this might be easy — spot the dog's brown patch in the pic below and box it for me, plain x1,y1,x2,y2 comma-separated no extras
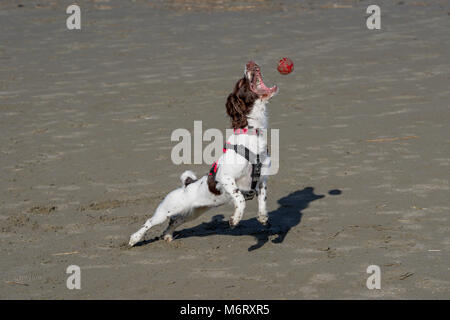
226,77,258,129
207,174,222,195
184,177,197,187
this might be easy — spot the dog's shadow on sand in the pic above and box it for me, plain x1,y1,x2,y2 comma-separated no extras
160,187,342,251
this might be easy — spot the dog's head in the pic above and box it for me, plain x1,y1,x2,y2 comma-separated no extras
226,61,278,129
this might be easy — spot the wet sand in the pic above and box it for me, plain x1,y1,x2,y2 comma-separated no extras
0,0,449,299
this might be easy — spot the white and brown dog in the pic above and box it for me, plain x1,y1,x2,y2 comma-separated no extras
129,61,278,246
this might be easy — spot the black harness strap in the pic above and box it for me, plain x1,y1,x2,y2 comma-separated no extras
209,142,266,201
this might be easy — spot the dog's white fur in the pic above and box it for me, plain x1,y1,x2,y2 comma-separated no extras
129,68,276,247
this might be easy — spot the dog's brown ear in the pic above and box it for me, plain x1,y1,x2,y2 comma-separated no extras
226,92,248,129
226,77,257,129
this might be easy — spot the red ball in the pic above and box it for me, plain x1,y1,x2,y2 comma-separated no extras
277,57,294,75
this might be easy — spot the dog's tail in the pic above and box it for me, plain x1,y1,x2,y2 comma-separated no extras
180,170,197,187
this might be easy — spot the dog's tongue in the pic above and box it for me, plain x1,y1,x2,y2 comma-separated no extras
258,79,270,91
256,74,277,94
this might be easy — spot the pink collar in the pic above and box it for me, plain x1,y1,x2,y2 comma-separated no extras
234,128,259,135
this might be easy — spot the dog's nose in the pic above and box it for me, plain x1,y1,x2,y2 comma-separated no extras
246,61,256,71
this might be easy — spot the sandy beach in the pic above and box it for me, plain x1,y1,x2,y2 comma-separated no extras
0,0,449,299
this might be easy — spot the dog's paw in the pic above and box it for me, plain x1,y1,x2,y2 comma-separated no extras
229,217,239,228
129,231,143,247
257,215,269,226
163,234,173,243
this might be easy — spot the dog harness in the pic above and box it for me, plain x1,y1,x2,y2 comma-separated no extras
208,127,267,201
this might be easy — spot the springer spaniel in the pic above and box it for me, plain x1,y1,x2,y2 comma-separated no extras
129,61,278,246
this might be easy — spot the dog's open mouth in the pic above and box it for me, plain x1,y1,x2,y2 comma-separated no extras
246,61,278,98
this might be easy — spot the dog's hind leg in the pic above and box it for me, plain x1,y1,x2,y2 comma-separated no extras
162,207,209,242
129,186,193,246
129,205,170,246
162,215,186,242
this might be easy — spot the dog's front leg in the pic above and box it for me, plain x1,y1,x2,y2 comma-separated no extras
257,177,269,226
218,175,246,228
